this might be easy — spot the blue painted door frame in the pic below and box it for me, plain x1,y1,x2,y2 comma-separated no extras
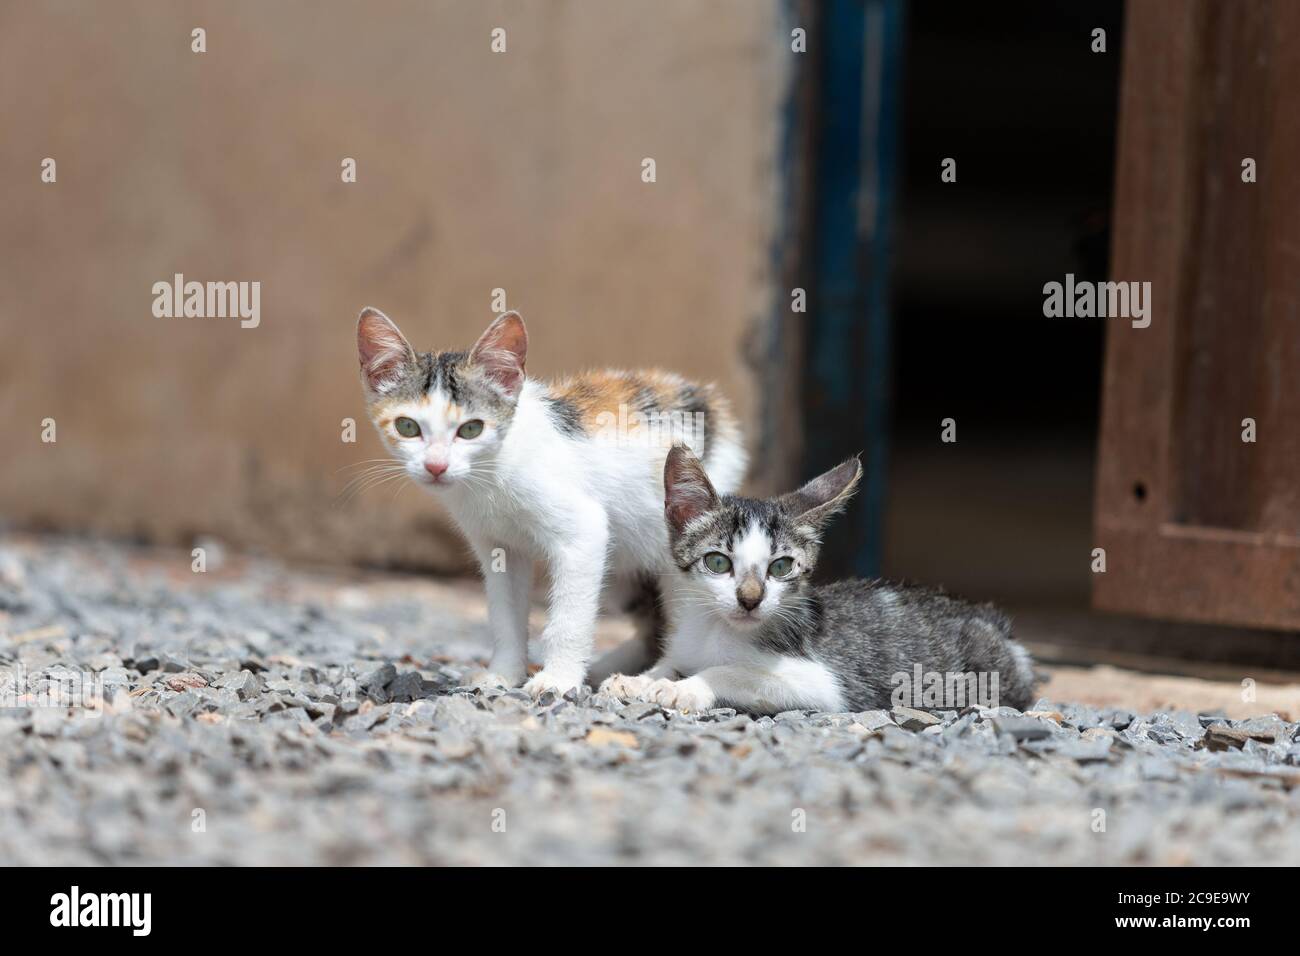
798,0,903,578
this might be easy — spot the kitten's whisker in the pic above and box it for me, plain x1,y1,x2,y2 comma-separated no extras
388,476,413,502
336,458,405,475
339,462,406,479
338,467,408,499
337,469,410,504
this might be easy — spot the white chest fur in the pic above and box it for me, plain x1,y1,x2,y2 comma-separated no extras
438,385,672,572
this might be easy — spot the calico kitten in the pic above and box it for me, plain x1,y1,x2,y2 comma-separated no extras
600,446,1036,715
356,309,746,697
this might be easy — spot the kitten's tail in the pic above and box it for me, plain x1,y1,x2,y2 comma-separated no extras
973,605,1040,710
1003,638,1041,710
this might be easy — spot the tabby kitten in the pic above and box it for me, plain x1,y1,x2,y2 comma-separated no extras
356,309,746,697
600,446,1036,714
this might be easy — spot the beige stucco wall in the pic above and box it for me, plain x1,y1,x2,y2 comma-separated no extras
0,0,785,570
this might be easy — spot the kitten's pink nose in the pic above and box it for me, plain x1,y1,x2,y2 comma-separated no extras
424,460,449,478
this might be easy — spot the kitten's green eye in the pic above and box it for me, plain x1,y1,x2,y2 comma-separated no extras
394,417,421,438
457,419,484,440
768,557,795,579
702,552,732,574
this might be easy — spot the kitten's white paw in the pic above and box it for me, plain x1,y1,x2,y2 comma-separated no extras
598,673,654,700
464,669,521,691
648,676,716,713
523,668,583,699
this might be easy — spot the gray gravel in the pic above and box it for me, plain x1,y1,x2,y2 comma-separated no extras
2,536,1299,865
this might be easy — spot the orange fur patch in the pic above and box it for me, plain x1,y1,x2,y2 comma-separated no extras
549,369,710,430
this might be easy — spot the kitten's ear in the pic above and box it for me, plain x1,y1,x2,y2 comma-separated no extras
357,307,417,394
783,456,862,529
469,311,528,399
664,444,719,536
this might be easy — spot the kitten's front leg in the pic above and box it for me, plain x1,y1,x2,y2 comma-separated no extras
598,660,678,700
648,664,830,715
646,673,719,713
466,542,532,689
523,505,609,698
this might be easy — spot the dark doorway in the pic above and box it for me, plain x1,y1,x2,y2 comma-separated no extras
884,0,1124,607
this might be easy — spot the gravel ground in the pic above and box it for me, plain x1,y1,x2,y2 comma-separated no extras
2,535,1299,866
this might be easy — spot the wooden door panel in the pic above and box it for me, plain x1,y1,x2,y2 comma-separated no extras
1094,0,1300,630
